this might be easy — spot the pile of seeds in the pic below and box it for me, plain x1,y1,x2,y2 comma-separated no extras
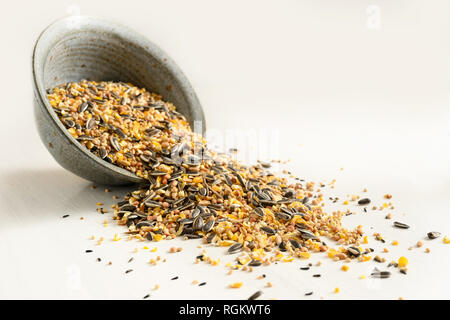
47,80,193,179
49,80,365,263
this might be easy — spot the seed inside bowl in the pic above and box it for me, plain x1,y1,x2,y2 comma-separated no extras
47,80,193,179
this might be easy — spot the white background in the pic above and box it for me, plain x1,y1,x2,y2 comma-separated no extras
0,0,449,299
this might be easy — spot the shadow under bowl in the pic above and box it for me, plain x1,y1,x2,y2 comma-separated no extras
32,15,205,186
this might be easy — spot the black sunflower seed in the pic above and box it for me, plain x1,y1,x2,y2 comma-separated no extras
206,232,217,243
393,221,410,229
371,271,391,278
191,208,201,219
228,242,243,254
149,171,167,176
136,221,152,228
63,119,75,128
98,147,107,159
358,198,371,205
184,234,202,239
110,136,121,152
248,290,263,300
120,204,136,212
275,211,292,221
260,226,276,235
202,219,215,232
193,216,204,231
427,231,441,239
77,135,94,141
86,117,95,129
115,128,127,138
252,207,265,218
144,200,161,208
248,260,262,267
78,102,88,113
298,229,318,240
284,190,294,198
347,246,361,257
289,239,301,249
300,267,310,271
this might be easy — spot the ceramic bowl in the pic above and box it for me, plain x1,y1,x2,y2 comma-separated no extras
32,15,205,185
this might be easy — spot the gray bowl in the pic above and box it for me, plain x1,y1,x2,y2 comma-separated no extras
32,15,205,186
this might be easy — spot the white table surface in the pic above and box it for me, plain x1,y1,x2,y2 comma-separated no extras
0,0,449,300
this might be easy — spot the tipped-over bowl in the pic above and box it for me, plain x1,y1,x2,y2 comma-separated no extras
32,15,205,185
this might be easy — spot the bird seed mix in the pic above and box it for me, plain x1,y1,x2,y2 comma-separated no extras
48,80,446,298
48,80,363,261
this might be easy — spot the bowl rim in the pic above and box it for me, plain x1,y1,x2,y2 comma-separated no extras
32,15,205,184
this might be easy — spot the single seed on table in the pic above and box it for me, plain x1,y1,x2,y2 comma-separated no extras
427,231,441,239
229,282,243,289
358,198,371,205
62,214,69,218
300,267,310,271
371,271,391,278
248,290,263,300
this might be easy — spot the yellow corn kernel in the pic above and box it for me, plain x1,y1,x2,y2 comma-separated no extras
220,240,233,247
153,234,163,242
398,256,408,268
341,265,349,272
444,236,450,244
363,236,368,244
328,249,338,258
192,176,203,184
113,233,121,241
392,240,399,246
299,251,311,259
229,282,243,289
334,287,340,293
